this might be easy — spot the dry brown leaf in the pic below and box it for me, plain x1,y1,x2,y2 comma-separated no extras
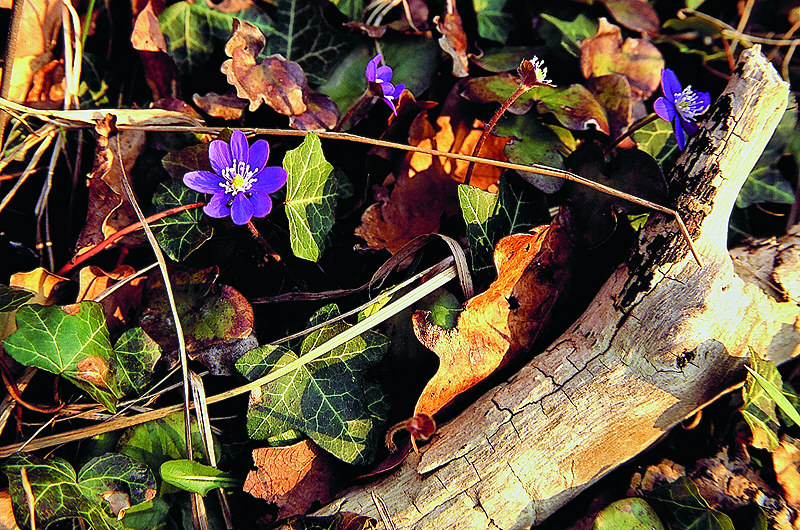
4,0,62,102
132,1,178,99
244,440,338,521
355,111,509,253
289,92,340,132
131,1,167,53
24,58,65,109
9,267,70,305
411,217,574,418
435,9,468,78
774,436,800,511
221,19,309,115
74,116,143,257
77,265,144,332
205,0,252,12
579,18,663,101
193,91,249,120
0,490,21,530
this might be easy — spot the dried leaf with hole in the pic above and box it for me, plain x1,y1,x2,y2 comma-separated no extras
579,18,663,101
355,111,510,253
74,116,143,257
244,440,338,522
221,19,309,115
411,217,574,419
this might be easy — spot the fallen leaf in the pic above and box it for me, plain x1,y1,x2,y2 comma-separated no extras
77,265,144,332
5,0,62,102
9,267,70,305
355,111,510,253
131,1,167,52
221,19,309,115
435,9,468,77
244,440,338,521
580,18,664,101
774,436,800,511
411,216,575,418
599,0,660,36
588,74,634,145
192,91,249,120
73,116,144,258
0,490,21,530
132,3,179,100
205,0,252,12
24,58,64,109
289,92,340,132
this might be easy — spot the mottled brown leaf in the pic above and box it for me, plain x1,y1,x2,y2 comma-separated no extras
355,112,509,253
589,74,634,145
24,59,65,109
599,0,660,35
435,10,468,77
220,19,309,115
580,18,663,100
289,92,340,132
192,91,248,120
412,218,574,417
244,440,338,521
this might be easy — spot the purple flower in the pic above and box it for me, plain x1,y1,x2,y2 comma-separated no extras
653,68,711,150
365,54,405,115
183,131,287,225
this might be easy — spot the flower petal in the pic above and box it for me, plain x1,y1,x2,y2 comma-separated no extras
251,166,287,194
249,139,270,172
660,68,682,102
204,193,231,218
184,171,224,194
230,130,249,164
382,96,398,115
208,139,232,176
376,65,393,84
673,114,687,150
391,83,406,100
654,97,675,122
249,191,273,218
681,117,698,136
230,193,254,225
691,91,711,114
379,81,396,97
366,54,382,82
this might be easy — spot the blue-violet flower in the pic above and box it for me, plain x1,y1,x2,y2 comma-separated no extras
183,130,287,225
653,68,711,150
365,53,405,115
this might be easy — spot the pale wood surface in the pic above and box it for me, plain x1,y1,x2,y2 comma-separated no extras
316,47,799,529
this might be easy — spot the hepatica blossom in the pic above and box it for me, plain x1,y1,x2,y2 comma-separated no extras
654,68,711,150
183,131,287,225
365,53,405,115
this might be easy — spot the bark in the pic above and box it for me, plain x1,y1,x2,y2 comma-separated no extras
316,47,799,528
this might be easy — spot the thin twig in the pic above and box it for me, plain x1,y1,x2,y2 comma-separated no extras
0,0,25,149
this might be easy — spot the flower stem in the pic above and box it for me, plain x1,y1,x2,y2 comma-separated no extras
464,84,529,186
245,221,281,262
605,113,658,154
57,202,204,276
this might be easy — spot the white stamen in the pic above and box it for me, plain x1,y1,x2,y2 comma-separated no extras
673,86,707,120
218,157,260,196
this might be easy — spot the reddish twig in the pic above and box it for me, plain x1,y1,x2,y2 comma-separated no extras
57,202,203,276
0,359,64,414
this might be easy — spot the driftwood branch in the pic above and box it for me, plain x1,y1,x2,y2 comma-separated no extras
317,47,798,528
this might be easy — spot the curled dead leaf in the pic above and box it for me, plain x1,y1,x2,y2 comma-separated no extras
774,436,800,511
221,19,309,115
435,10,468,77
6,0,62,102
77,265,144,332
192,91,249,120
25,59,65,109
412,218,575,417
289,92,340,132
244,440,338,521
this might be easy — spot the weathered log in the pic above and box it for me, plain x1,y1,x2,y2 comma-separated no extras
316,47,798,528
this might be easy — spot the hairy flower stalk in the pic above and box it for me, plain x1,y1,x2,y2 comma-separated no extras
464,56,554,186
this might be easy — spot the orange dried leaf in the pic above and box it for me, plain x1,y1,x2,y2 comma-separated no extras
131,1,167,53
244,440,338,521
192,91,249,120
221,19,309,115
9,268,69,305
77,265,144,332
774,436,800,511
355,112,509,253
5,0,62,102
412,219,574,417
579,18,663,101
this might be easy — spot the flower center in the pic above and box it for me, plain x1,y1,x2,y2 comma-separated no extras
220,159,259,196
674,86,706,120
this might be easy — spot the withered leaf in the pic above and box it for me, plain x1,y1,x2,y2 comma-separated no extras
355,112,510,254
7,0,62,102
412,218,574,417
77,265,144,332
588,74,634,146
244,440,338,521
192,91,249,120
435,10,468,78
774,436,800,511
599,0,660,36
25,59,65,109
221,19,309,115
289,92,340,132
580,18,663,101
131,1,167,53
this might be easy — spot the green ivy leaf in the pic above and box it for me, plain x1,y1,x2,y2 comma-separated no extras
328,0,363,20
540,13,598,57
741,350,783,450
631,118,680,167
648,477,734,530
283,133,337,262
150,180,213,262
473,0,514,43
236,305,390,465
160,460,240,495
159,1,274,76
161,143,213,181
114,327,161,396
0,284,34,313
737,166,795,208
594,498,665,530
458,174,548,274
3,301,121,412
3,453,156,530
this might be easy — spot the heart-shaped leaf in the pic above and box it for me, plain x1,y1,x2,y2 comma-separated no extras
150,179,213,262
113,327,161,396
